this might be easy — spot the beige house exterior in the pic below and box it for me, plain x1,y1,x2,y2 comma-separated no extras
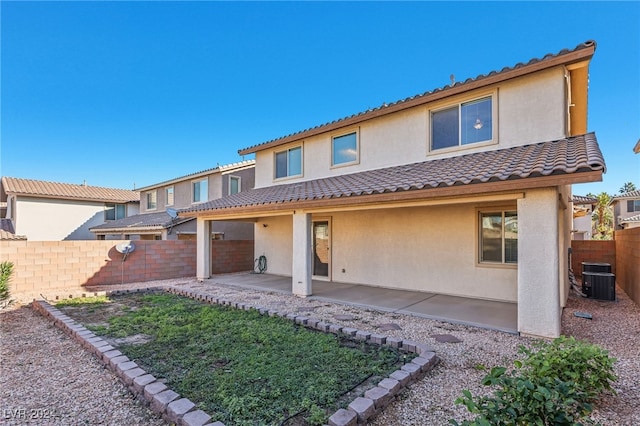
91,161,255,240
611,190,640,230
572,195,597,240
181,41,605,338
0,177,139,241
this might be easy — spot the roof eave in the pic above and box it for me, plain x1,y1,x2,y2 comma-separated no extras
239,43,596,156
181,170,603,219
9,193,139,204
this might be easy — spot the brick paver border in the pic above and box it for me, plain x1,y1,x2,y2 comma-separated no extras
32,286,440,426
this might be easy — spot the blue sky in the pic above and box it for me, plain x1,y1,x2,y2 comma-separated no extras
1,1,638,195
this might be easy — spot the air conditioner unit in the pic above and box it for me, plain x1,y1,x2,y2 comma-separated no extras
581,262,612,274
582,272,616,301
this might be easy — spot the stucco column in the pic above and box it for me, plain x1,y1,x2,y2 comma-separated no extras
196,217,211,281
517,188,561,338
292,212,312,297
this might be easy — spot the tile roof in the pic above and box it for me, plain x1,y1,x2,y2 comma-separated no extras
612,190,640,201
0,219,26,240
183,132,605,216
572,195,597,204
1,177,139,203
239,41,596,155
136,160,255,191
90,211,193,233
621,213,640,223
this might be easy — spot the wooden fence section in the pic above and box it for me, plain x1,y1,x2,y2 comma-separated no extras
570,240,616,279
615,228,640,306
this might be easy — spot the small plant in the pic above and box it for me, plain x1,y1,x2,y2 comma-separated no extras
451,337,617,426
0,261,15,309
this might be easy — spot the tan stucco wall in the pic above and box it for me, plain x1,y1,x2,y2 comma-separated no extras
15,197,108,240
254,67,567,188
253,203,518,302
517,187,561,337
254,216,293,276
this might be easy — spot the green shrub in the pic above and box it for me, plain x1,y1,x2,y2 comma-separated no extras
451,337,617,426
0,261,15,309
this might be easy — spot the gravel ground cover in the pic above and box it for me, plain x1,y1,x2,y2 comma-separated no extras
2,276,638,425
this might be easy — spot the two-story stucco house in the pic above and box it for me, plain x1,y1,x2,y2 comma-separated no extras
1,177,140,240
611,190,640,230
181,41,605,338
90,161,255,240
571,195,597,240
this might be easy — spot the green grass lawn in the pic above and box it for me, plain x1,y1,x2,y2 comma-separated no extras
57,293,413,425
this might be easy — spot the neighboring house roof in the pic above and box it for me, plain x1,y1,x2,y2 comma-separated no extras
182,132,605,217
89,211,193,233
0,218,26,240
634,139,640,154
572,195,597,204
620,213,640,224
1,177,139,203
239,40,596,155
611,190,640,201
136,160,255,192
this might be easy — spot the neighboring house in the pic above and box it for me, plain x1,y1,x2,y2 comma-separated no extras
181,41,605,338
611,190,640,230
90,161,255,240
0,218,26,240
571,195,597,240
0,177,139,240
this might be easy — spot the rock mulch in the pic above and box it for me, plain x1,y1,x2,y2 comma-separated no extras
2,276,639,425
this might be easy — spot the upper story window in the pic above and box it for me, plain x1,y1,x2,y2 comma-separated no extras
332,131,359,166
627,200,640,213
229,176,241,195
431,96,493,151
275,146,302,179
192,178,208,203
165,186,174,206
105,203,126,221
146,191,157,210
479,210,518,264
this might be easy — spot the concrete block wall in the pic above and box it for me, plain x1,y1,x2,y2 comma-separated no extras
0,240,196,298
615,228,640,306
570,240,616,279
210,240,254,274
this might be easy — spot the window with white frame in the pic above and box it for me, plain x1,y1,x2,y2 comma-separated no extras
332,131,358,166
275,146,302,179
431,96,493,150
165,186,174,206
479,210,517,264
146,191,157,210
192,179,208,203
229,176,241,195
105,203,126,220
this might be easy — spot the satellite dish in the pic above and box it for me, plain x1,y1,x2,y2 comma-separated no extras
115,242,135,261
167,208,178,219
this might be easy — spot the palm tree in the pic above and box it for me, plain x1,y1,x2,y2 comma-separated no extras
592,192,613,239
619,182,637,194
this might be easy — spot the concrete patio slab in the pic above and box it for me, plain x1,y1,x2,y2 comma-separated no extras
207,272,518,334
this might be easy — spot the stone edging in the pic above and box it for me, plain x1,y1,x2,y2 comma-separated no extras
32,286,440,426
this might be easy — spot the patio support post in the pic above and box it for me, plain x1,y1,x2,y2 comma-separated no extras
196,217,211,281
517,188,561,338
292,211,312,297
